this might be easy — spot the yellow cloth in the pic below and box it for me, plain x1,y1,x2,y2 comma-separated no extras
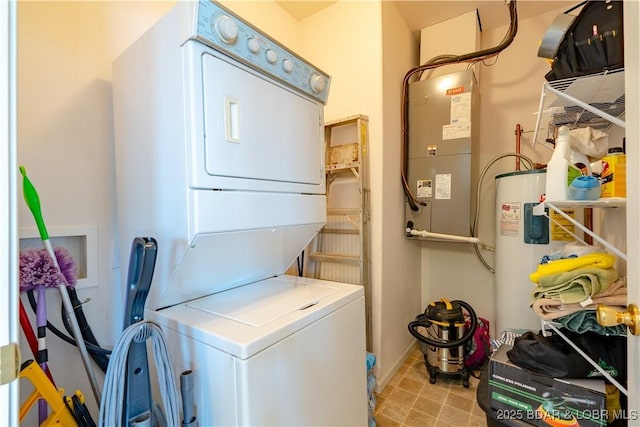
529,252,616,283
530,266,618,304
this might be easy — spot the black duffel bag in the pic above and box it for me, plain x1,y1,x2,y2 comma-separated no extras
507,329,626,380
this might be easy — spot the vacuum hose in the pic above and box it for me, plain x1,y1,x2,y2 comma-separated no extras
407,300,477,349
99,321,179,427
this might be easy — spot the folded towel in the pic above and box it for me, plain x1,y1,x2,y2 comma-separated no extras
530,266,618,304
532,278,627,320
556,310,627,336
529,252,616,283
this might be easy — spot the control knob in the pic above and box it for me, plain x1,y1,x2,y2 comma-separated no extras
265,49,277,64
282,59,294,73
247,38,260,54
309,74,326,93
215,15,238,44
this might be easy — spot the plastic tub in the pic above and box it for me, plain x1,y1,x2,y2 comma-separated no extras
568,176,601,200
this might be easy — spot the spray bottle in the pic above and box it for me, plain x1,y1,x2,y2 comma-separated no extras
545,126,571,201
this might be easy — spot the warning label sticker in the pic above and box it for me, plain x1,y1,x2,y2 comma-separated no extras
500,202,521,237
435,174,451,200
443,92,471,140
551,209,576,241
417,180,432,198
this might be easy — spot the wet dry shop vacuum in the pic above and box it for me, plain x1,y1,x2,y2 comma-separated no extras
408,298,478,388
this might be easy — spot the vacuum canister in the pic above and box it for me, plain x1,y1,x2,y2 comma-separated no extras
407,298,477,387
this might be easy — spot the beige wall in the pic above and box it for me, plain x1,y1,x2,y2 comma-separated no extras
297,1,383,121
379,1,422,389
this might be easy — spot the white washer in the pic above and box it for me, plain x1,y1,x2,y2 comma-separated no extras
147,275,365,426
112,1,367,426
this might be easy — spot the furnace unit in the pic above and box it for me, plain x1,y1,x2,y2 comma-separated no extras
405,69,480,237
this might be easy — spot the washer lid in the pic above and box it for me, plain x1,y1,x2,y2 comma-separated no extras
187,278,339,327
147,275,364,359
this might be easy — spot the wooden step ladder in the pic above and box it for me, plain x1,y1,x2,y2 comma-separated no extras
306,115,371,348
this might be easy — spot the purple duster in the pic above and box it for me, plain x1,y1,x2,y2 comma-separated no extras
19,246,77,291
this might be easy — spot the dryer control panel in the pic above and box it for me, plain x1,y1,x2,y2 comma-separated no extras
194,0,331,104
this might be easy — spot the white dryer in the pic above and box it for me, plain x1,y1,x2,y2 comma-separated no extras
112,1,367,426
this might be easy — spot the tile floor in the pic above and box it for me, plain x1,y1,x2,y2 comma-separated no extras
373,346,488,427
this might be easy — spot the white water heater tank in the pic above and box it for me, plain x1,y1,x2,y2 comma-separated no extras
494,170,566,335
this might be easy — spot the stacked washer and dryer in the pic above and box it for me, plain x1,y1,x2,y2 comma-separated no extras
112,1,367,425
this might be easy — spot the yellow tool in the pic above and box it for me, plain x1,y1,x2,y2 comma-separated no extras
19,359,82,426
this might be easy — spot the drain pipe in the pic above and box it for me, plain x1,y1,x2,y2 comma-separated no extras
405,223,481,244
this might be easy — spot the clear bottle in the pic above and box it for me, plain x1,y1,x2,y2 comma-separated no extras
546,126,571,201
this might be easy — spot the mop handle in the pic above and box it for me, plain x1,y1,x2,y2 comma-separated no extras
44,239,102,405
20,166,102,406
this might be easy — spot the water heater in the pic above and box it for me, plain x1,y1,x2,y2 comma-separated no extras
494,170,577,335
405,69,480,237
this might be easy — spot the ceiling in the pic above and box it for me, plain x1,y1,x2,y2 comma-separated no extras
276,1,575,33
275,1,337,21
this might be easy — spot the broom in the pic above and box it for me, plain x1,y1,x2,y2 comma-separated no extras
19,166,102,407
